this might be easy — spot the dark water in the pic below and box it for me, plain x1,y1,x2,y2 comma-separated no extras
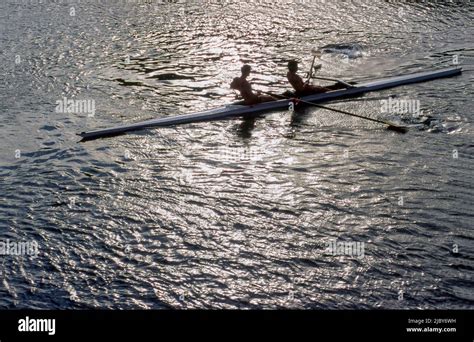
1,1,473,309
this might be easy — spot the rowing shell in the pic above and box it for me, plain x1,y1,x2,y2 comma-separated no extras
79,67,462,141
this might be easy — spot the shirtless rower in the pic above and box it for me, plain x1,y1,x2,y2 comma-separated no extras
287,60,344,96
230,65,276,105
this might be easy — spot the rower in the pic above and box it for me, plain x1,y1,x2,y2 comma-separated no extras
230,65,276,105
287,60,346,97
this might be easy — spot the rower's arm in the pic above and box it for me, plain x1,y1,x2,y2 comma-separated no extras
240,82,255,98
230,77,240,90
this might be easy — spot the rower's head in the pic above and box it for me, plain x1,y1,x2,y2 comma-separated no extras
288,60,298,73
241,64,251,77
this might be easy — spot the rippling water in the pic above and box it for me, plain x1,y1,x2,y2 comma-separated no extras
1,1,473,309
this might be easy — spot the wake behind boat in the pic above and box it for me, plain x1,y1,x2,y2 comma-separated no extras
79,66,461,142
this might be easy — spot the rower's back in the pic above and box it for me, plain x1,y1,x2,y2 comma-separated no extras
287,71,305,93
230,76,256,102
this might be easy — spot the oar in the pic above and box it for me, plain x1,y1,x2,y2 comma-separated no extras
306,49,321,83
330,94,398,104
312,75,355,88
260,91,408,133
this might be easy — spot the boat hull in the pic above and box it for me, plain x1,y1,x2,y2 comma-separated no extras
79,67,462,141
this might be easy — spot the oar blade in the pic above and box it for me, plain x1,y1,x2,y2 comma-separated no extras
387,124,409,133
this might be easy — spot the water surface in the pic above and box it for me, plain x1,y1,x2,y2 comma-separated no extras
0,1,473,309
